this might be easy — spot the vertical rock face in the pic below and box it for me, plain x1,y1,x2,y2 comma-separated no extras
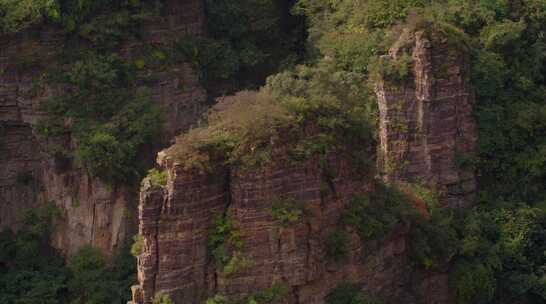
137,165,228,303
132,153,450,304
132,28,475,304
0,0,207,255
376,30,476,208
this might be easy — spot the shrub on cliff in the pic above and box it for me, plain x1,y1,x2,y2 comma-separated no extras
325,230,350,263
271,197,306,227
167,63,377,172
452,206,546,303
0,0,159,34
130,234,144,257
167,90,291,171
176,0,306,91
153,293,174,304
206,283,289,304
340,182,459,270
146,169,167,187
38,53,162,183
326,282,384,304
208,213,252,275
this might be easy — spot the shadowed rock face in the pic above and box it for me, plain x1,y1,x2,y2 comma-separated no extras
131,28,475,304
0,0,207,256
376,30,476,208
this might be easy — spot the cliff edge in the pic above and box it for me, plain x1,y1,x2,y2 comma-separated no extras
131,27,476,304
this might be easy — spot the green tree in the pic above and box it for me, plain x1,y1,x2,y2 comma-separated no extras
67,246,118,304
0,0,60,33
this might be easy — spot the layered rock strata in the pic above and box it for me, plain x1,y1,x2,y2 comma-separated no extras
0,0,206,255
376,30,476,208
131,28,476,304
133,153,449,304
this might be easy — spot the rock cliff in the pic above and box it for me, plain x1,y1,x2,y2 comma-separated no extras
0,0,206,255
131,29,476,303
376,30,476,208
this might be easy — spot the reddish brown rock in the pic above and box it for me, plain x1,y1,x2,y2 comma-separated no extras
376,30,476,208
136,163,228,303
0,0,207,255
132,151,452,304
131,27,473,304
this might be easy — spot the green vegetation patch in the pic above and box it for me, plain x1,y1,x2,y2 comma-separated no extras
0,203,136,304
153,292,174,304
208,213,253,276
206,283,289,304
453,205,546,304
368,53,412,85
167,63,377,173
131,234,144,257
340,182,459,269
175,0,305,91
271,197,307,227
38,53,162,183
325,229,351,263
0,0,160,35
146,169,167,187
325,282,384,304
167,90,291,172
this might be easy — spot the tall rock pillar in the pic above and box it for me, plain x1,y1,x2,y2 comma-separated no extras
376,29,476,208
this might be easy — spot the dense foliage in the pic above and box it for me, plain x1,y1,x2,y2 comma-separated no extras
167,63,376,172
326,282,384,304
175,0,306,92
206,283,289,304
293,1,546,303
0,204,136,304
1,0,546,303
167,1,546,301
38,52,162,183
21,1,165,183
0,0,161,34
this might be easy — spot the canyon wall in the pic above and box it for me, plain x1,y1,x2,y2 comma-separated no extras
0,0,206,255
131,29,475,303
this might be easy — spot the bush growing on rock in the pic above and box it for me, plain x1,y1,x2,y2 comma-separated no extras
131,234,144,257
146,169,167,187
167,63,377,173
326,282,384,304
271,197,306,227
39,54,162,183
325,230,351,263
153,293,174,304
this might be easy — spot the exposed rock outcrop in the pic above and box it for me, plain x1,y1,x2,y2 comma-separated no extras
132,27,475,304
0,0,207,255
133,153,454,304
376,30,476,208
